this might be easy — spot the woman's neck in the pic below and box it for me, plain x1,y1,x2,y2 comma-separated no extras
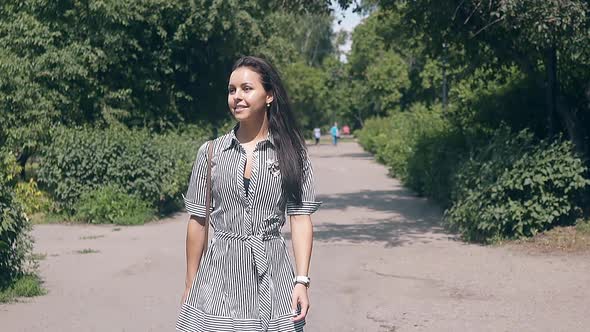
235,115,269,144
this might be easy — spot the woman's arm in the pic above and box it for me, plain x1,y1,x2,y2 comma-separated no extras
183,216,208,301
289,214,313,322
290,214,313,276
287,153,320,321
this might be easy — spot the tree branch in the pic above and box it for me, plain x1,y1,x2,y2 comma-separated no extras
453,0,467,21
464,1,483,25
471,17,505,37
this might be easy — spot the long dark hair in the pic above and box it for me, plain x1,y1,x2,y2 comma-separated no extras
232,56,306,205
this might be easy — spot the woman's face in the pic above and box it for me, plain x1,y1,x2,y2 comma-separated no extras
228,67,273,122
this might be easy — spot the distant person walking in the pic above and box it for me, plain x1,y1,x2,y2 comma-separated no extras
330,122,339,146
342,125,350,136
313,127,321,145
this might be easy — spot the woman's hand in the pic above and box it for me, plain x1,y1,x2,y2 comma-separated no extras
291,283,310,322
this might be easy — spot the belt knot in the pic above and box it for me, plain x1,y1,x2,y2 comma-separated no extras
214,230,280,331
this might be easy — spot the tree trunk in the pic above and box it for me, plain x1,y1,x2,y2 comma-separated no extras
545,47,557,137
555,101,586,156
356,109,364,128
302,23,313,65
16,151,29,179
546,48,587,157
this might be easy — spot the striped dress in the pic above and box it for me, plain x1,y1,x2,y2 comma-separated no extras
176,126,321,332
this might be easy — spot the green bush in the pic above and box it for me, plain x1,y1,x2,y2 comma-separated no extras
14,179,53,215
358,109,590,243
356,117,390,154
74,185,154,225
357,104,447,182
406,126,466,206
0,150,33,289
151,127,209,213
445,129,590,242
38,125,209,214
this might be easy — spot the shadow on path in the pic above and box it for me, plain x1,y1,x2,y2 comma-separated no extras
285,189,457,247
317,189,441,222
310,219,453,247
314,152,374,160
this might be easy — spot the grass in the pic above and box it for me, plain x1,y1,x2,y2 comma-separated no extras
79,235,105,240
29,211,80,225
0,274,46,303
28,212,47,224
33,212,153,226
76,248,100,254
507,219,590,254
31,252,47,261
576,219,590,234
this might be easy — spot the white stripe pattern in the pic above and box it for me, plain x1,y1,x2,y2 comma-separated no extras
176,125,321,332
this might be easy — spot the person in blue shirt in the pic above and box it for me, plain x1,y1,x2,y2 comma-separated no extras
330,122,339,146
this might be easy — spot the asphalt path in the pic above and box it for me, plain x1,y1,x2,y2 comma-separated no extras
1,141,589,331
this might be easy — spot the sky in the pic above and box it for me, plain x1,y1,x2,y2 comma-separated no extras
331,3,365,61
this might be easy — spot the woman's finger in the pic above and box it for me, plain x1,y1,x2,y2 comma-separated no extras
291,293,299,314
298,299,309,321
292,297,309,322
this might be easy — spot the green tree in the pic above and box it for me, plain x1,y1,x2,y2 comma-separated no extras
379,0,590,154
365,52,410,112
282,62,328,131
346,11,411,124
0,0,351,171
0,7,90,172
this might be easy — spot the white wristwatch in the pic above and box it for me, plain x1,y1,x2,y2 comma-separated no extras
293,275,310,288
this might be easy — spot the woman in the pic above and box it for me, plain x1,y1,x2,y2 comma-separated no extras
176,56,320,332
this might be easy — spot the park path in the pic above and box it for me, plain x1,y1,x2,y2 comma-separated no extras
1,141,590,332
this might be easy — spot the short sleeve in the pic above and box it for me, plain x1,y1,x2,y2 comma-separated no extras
286,154,322,216
182,141,212,218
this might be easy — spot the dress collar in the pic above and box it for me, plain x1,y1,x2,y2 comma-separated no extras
222,122,275,151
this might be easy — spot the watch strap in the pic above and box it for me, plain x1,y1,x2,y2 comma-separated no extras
294,275,310,287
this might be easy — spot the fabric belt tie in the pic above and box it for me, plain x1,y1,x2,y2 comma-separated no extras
214,231,280,332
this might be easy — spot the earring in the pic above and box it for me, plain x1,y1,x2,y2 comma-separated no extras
266,103,271,108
